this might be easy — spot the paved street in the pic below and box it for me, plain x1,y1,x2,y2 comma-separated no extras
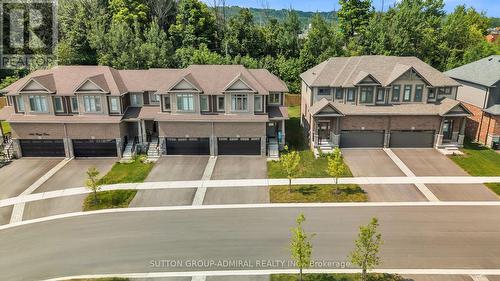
393,149,499,201
2,205,500,281
342,149,426,202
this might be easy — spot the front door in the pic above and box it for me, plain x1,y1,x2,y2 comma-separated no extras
443,119,453,140
318,121,330,142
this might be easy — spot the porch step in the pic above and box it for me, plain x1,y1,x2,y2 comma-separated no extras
147,141,160,162
121,142,135,162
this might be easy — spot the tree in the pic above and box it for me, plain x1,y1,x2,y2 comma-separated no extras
280,145,301,191
109,0,149,25
223,8,263,57
85,167,101,206
350,217,383,281
326,147,346,191
290,213,314,281
337,0,374,39
168,0,218,50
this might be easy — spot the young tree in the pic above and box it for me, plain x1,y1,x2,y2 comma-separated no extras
326,147,346,191
85,167,101,206
280,145,301,192
290,213,314,281
350,217,383,281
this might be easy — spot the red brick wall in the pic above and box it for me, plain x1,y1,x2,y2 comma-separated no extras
461,101,499,145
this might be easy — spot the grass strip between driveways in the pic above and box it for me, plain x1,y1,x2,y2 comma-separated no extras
449,141,500,196
271,273,404,281
268,105,365,203
83,190,137,211
1,121,10,134
98,155,155,185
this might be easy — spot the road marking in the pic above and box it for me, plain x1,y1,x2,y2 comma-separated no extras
1,176,499,208
191,276,207,281
471,275,490,281
383,148,439,202
9,157,73,224
4,201,500,230
42,269,500,281
193,156,217,205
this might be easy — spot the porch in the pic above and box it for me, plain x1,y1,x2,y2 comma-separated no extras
435,116,467,154
122,119,160,161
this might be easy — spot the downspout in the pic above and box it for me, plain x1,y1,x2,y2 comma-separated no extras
477,87,490,143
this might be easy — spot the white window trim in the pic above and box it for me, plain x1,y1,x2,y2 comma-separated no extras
176,93,195,112
376,88,385,102
217,95,225,112
162,95,171,112
149,92,160,104
254,95,263,112
28,95,49,113
109,96,120,113
269,93,281,105
54,96,64,113
130,93,143,107
403,85,412,102
231,94,249,112
346,88,356,102
83,95,103,113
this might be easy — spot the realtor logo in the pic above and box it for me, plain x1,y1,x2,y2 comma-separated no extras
0,0,57,69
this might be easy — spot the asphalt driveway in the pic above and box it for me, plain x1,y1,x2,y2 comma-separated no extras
342,149,427,202
204,156,269,204
0,158,62,224
23,159,116,221
130,156,209,207
393,149,499,201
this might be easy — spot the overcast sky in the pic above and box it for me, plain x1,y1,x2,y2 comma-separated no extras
201,0,498,17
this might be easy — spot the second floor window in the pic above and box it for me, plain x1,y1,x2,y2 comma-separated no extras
335,88,343,100
428,88,436,100
231,94,248,111
16,96,25,112
70,97,79,113
54,96,64,113
83,95,102,113
200,95,209,111
163,96,171,111
318,88,330,96
269,93,280,104
359,87,374,103
150,93,160,104
346,88,355,102
376,88,385,102
217,96,225,111
130,93,143,107
176,93,194,112
109,97,120,113
403,85,412,102
392,85,401,102
254,95,263,112
414,85,423,102
28,95,48,113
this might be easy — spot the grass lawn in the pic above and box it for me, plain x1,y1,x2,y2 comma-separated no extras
449,141,500,195
269,105,365,202
1,121,10,134
83,189,137,211
271,273,403,281
270,184,367,203
98,155,154,185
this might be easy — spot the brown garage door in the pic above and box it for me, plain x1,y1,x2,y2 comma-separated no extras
389,130,434,148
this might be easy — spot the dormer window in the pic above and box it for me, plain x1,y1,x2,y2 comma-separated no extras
83,95,102,113
231,94,248,112
109,96,120,114
318,88,330,96
16,96,25,113
269,93,281,105
28,95,48,113
176,93,194,112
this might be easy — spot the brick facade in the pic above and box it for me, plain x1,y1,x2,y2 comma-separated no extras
461,102,500,147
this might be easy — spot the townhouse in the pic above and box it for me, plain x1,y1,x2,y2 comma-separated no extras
0,65,289,158
445,55,500,149
300,55,471,151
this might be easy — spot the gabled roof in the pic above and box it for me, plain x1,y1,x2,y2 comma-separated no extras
74,74,110,93
308,98,344,116
301,56,460,88
168,73,203,92
351,71,381,85
224,73,256,92
445,55,500,87
483,104,500,116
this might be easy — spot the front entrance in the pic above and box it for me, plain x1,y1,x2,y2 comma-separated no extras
443,119,454,141
317,121,331,143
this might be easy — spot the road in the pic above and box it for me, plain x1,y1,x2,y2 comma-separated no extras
1,205,500,280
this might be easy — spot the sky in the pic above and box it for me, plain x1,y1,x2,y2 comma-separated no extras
201,0,499,17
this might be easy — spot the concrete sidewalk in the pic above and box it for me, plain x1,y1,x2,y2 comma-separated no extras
1,176,500,208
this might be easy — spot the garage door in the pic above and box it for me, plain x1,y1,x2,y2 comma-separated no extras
20,139,65,157
340,130,385,148
166,138,210,155
218,137,261,155
390,130,434,148
73,139,117,157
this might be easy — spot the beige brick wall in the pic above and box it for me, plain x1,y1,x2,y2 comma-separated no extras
214,122,265,137
339,115,441,131
159,122,212,137
10,123,121,139
340,116,390,130
389,116,441,131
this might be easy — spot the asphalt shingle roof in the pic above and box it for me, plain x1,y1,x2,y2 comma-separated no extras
445,55,500,87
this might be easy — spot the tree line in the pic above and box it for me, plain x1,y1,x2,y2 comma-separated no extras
2,0,500,93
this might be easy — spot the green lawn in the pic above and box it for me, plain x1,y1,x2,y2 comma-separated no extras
1,121,10,134
449,141,500,195
271,273,403,281
269,105,365,202
83,190,137,211
98,155,154,185
270,184,367,203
